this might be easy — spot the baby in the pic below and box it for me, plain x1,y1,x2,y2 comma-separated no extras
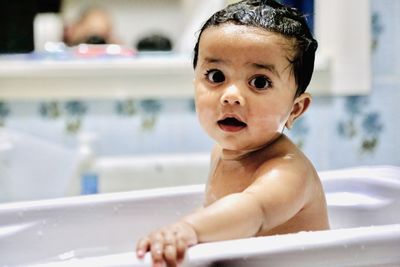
137,0,329,266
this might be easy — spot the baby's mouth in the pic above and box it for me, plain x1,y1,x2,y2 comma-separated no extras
217,117,247,132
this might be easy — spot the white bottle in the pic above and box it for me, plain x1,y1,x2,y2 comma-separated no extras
68,133,98,195
33,12,64,52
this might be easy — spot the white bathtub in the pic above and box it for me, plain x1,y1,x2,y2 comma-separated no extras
0,165,400,267
94,153,210,193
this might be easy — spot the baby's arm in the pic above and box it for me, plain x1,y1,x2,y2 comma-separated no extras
136,161,309,266
184,161,309,241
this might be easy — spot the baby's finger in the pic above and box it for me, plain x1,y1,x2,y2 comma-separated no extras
175,232,188,263
163,231,177,265
164,244,178,267
150,234,165,263
175,238,186,263
136,237,150,259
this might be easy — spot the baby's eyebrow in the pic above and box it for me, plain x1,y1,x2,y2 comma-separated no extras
204,57,224,64
202,57,281,79
252,63,281,79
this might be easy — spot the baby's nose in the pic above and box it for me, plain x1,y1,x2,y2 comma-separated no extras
220,85,245,106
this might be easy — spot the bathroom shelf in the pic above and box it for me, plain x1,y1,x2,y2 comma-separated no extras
0,53,331,100
0,55,195,100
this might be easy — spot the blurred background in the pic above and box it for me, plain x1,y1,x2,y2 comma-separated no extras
0,0,399,203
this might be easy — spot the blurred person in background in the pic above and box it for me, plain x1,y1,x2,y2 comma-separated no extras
64,7,121,46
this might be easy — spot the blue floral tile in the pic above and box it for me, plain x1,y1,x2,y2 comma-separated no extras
115,99,137,116
362,112,383,136
371,12,383,51
39,101,61,119
344,96,368,117
65,101,88,134
139,99,162,131
189,99,196,113
337,96,384,154
140,99,162,114
65,101,88,116
0,101,10,127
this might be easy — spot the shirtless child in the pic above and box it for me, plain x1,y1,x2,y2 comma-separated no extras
137,0,329,266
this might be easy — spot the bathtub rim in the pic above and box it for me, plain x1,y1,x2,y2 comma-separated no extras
0,184,206,212
27,223,400,267
1,164,399,210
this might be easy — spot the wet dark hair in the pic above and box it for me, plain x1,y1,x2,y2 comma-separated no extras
193,0,318,96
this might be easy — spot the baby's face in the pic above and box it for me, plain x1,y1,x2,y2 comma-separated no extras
194,23,298,152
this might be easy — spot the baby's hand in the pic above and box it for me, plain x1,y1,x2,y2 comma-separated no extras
136,221,198,267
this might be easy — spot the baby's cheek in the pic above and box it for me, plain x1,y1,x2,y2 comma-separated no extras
250,113,286,132
197,108,214,128
195,92,215,116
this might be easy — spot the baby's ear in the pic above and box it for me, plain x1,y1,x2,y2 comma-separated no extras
285,93,312,129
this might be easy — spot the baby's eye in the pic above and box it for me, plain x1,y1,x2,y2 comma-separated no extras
249,75,272,90
205,69,225,83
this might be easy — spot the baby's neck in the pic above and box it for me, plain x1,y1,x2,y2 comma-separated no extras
220,134,285,161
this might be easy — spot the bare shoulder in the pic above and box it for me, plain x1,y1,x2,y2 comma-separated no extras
250,152,315,205
248,136,329,233
253,135,316,186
